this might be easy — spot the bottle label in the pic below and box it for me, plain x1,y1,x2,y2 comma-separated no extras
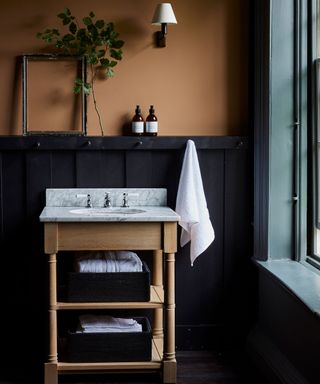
132,121,144,134
146,121,158,133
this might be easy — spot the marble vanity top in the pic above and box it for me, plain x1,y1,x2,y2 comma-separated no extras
39,188,180,222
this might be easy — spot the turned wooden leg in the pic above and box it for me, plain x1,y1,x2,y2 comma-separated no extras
48,253,57,363
152,250,163,338
163,252,176,383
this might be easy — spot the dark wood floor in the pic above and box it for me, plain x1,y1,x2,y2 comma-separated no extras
56,350,264,384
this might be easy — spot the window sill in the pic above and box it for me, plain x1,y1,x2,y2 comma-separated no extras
255,259,320,317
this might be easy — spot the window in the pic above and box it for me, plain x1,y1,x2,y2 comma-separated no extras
308,0,320,268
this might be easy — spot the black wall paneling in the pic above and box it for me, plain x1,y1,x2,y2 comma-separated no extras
125,151,153,187
51,151,76,188
0,136,250,383
175,150,225,350
223,149,252,347
75,151,126,188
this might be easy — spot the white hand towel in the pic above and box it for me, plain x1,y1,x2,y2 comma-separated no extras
175,140,215,266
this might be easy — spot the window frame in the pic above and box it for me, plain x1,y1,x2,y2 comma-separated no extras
304,1,320,271
253,0,310,266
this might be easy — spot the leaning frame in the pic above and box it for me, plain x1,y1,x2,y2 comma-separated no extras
22,54,87,136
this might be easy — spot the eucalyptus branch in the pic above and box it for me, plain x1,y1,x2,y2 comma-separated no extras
90,65,104,136
36,8,124,136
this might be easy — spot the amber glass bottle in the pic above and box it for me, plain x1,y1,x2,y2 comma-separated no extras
145,105,158,136
131,105,144,136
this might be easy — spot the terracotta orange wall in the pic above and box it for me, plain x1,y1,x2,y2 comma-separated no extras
0,0,249,136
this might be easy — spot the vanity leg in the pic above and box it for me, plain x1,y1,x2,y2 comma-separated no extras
45,363,58,384
152,250,163,338
163,252,176,383
48,253,57,363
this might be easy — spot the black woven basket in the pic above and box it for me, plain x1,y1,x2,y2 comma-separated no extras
67,261,150,302
66,317,152,362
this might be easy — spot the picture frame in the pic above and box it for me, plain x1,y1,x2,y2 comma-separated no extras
22,54,87,135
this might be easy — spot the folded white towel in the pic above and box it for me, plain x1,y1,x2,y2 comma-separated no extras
78,315,142,333
75,251,143,273
175,140,215,266
77,325,142,333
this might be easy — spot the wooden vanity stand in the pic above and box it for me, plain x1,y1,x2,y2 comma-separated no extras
43,220,177,384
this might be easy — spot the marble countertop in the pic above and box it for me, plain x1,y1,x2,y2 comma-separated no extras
40,188,180,222
40,206,180,222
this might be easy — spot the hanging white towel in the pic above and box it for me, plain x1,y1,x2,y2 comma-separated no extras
175,140,215,266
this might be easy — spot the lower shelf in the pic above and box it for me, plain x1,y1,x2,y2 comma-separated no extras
57,338,163,373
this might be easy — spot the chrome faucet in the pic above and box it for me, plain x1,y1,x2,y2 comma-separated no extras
76,193,93,208
86,194,93,208
122,193,129,207
104,192,112,208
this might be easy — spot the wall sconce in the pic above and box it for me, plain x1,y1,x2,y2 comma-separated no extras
152,3,177,48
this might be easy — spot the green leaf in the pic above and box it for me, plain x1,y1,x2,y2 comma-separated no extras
62,34,75,43
97,49,105,58
100,58,110,68
56,40,64,48
111,39,124,49
57,13,65,19
74,85,81,94
89,11,95,18
87,24,98,38
65,8,71,16
74,79,91,95
62,17,71,25
77,28,87,39
87,55,98,65
109,60,117,67
69,22,77,34
110,31,119,40
75,78,84,86
107,22,114,31
110,49,122,60
95,38,103,46
83,82,91,95
83,17,92,26
95,19,104,29
106,68,114,77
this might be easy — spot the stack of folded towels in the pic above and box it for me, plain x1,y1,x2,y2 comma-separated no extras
77,314,142,333
75,251,143,273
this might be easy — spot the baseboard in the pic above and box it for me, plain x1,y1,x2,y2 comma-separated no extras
246,326,309,384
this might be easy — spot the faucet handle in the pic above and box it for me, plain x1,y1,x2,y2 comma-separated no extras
86,194,93,208
122,192,129,208
76,193,92,208
104,192,112,208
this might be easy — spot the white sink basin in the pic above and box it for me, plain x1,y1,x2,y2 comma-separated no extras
69,207,146,216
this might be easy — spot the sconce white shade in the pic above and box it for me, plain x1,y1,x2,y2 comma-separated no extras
152,3,177,25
